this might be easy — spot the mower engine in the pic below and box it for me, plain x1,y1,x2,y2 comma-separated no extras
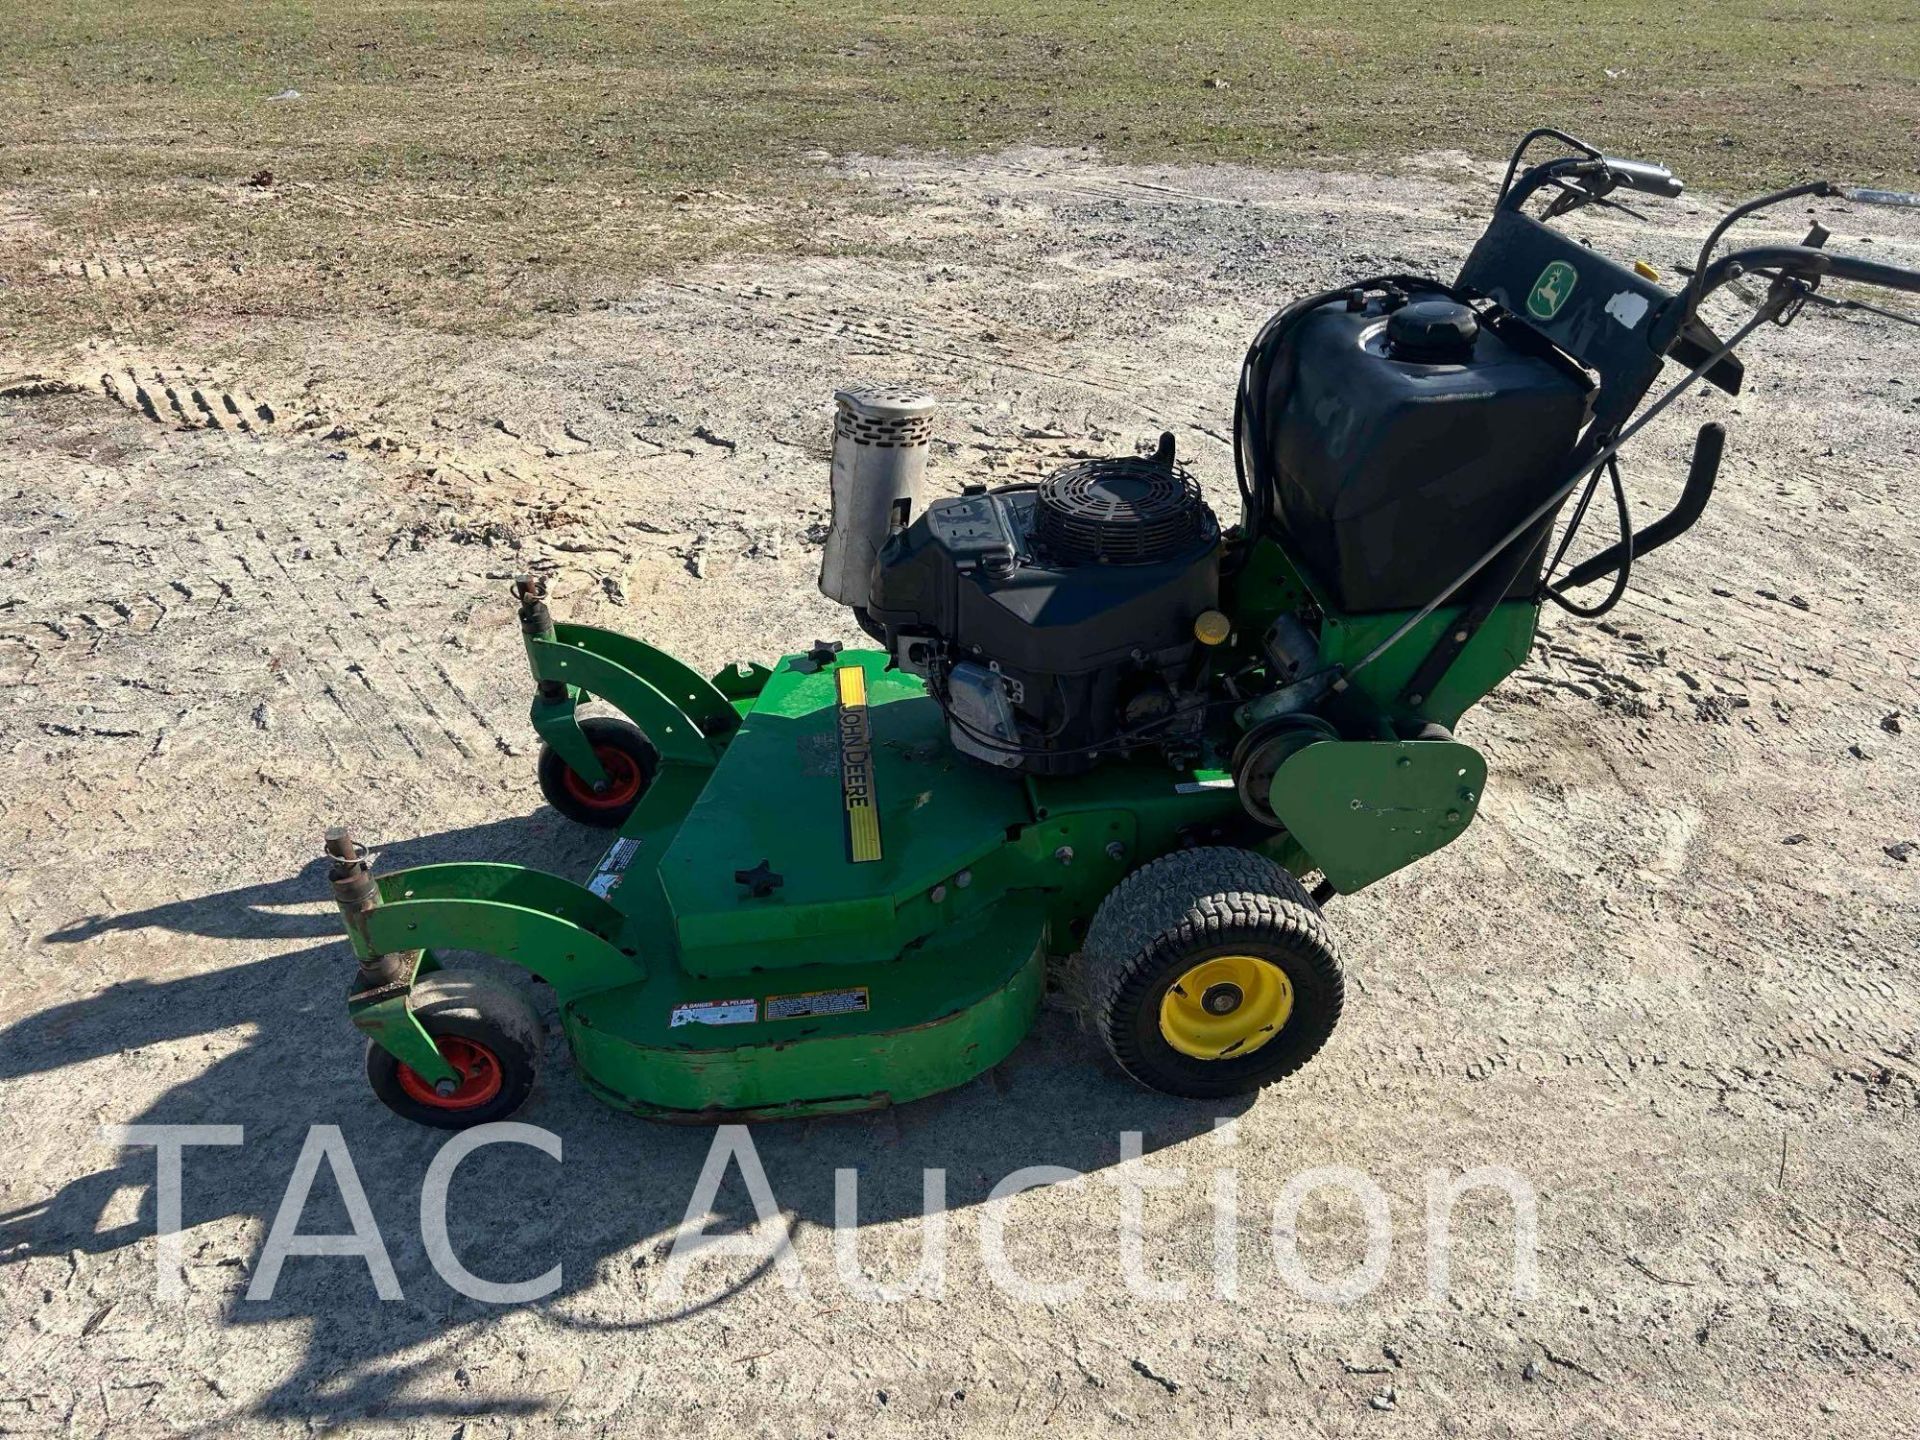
819,386,1222,775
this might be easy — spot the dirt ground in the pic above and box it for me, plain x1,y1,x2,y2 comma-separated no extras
3,149,1918,1437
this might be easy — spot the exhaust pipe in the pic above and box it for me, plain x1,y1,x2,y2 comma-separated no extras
817,383,935,611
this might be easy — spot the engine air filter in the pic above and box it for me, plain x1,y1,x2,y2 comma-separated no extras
1034,456,1211,564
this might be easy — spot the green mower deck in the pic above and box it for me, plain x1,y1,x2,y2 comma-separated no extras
343,642,1253,1119
335,607,1491,1122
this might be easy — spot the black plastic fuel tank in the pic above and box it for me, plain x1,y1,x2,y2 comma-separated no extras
1259,293,1593,613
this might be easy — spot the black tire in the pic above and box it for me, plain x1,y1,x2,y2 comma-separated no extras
536,716,658,828
365,972,543,1130
1081,846,1344,1099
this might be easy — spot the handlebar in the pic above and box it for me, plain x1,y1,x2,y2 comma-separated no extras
1496,129,1920,331
1599,155,1684,199
1500,150,1686,214
1698,243,1920,300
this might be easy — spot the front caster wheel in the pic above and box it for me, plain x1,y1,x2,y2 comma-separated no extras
1080,846,1344,1100
536,716,658,828
366,973,542,1129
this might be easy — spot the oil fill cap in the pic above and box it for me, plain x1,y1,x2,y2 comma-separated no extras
1385,300,1479,363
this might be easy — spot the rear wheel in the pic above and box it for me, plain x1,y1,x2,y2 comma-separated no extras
366,973,542,1129
537,715,658,828
1081,846,1344,1099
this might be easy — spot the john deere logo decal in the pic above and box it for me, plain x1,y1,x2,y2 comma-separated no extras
835,666,883,863
1528,260,1578,320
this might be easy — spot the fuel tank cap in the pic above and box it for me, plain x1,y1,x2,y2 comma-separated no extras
1385,299,1479,363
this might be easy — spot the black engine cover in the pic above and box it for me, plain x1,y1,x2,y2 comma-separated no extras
1259,295,1593,613
866,459,1220,776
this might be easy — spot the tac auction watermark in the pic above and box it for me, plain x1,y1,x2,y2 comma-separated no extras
103,1121,1538,1307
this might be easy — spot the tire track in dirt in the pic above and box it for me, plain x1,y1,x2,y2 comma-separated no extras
660,275,1140,395
319,572,481,765
0,393,539,830
95,353,276,435
75,339,580,551
44,254,165,289
11,547,240,665
425,655,519,758
1355,953,1915,1104
32,216,271,433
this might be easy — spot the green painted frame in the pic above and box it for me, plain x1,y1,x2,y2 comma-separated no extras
1269,737,1488,892
339,530,1538,1114
522,622,735,780
347,948,457,1086
363,863,642,995
343,618,743,1088
345,864,647,1080
1225,537,1537,732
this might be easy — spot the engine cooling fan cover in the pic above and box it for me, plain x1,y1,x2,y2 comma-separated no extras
1034,456,1215,565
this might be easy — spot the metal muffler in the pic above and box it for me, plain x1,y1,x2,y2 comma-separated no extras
817,382,935,611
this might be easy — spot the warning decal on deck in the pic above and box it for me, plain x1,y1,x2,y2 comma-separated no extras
835,666,884,864
669,998,759,1028
764,986,871,1022
588,836,642,898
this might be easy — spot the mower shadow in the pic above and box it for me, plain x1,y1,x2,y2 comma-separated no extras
37,812,589,949
6,812,1246,1425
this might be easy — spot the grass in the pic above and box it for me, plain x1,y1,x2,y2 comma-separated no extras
2,0,1916,343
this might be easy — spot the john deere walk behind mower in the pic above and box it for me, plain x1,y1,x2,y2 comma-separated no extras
328,130,1920,1126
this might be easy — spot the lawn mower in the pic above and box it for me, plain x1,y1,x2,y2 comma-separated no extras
327,129,1920,1127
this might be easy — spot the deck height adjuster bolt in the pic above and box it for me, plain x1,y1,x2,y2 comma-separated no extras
792,639,844,674
733,860,784,899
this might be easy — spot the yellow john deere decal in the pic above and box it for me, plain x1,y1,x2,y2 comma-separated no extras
835,666,883,863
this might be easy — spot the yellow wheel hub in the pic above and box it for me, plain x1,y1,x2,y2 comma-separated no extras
1158,954,1293,1060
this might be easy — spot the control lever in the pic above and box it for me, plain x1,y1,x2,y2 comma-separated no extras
1554,424,1725,592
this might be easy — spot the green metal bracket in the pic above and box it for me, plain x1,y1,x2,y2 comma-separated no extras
367,862,644,998
553,622,737,729
1316,602,1538,732
529,689,607,784
552,623,742,737
1223,540,1312,641
1270,738,1488,893
348,949,459,1086
710,659,775,709
524,634,724,771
